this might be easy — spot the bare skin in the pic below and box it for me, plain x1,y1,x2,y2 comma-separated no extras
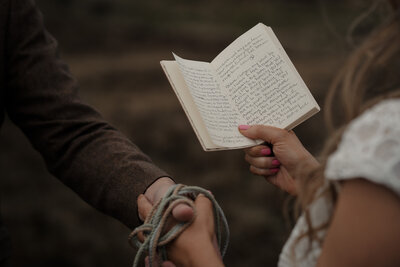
139,177,196,267
241,125,400,267
318,178,400,267
144,177,194,222
138,194,223,267
239,125,320,195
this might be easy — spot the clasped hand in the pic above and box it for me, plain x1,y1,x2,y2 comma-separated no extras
137,192,223,267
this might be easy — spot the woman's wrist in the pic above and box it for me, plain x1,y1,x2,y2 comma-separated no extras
170,234,224,267
305,154,320,170
299,148,320,170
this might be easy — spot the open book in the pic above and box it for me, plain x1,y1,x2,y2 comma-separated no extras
161,23,320,151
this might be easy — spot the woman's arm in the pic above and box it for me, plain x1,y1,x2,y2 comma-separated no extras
318,179,400,267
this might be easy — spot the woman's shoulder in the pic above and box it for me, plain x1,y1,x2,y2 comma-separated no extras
349,98,400,130
325,98,400,195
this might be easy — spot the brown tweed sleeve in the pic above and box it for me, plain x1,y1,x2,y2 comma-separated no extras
4,0,169,229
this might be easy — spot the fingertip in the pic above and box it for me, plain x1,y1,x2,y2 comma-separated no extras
196,194,213,211
238,125,251,131
261,147,271,156
272,159,280,166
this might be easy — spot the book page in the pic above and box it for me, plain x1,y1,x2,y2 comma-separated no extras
160,60,217,150
211,23,318,129
173,54,256,147
264,26,320,110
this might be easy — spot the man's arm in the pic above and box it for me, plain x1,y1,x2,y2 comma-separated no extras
4,0,169,229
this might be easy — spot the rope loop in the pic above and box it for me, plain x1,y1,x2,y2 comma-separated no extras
129,184,230,267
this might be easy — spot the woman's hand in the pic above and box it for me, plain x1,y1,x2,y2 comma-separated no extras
167,195,223,267
239,125,319,195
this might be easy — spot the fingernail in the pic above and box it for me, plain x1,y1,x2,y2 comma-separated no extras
272,159,280,166
270,168,280,173
261,148,271,156
239,125,250,130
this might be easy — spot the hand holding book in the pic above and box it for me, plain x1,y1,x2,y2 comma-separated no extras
161,23,320,151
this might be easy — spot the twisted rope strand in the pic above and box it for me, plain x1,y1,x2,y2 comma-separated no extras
129,184,230,267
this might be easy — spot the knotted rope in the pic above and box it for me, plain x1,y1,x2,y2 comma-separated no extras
128,184,229,267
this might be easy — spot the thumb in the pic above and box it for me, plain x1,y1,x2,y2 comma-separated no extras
238,124,287,143
137,194,153,221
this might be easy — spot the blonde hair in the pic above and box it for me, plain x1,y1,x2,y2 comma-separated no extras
295,0,400,253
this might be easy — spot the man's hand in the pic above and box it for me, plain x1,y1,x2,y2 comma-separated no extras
139,177,194,222
138,180,220,267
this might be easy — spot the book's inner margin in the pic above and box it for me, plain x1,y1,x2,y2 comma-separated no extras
211,23,319,130
173,53,257,148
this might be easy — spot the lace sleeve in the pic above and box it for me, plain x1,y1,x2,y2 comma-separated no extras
325,99,400,196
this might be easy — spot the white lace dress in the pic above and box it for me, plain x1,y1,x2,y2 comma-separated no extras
278,99,400,267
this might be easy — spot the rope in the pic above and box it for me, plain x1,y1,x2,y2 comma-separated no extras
128,184,230,267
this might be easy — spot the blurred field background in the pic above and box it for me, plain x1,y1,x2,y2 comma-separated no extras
0,0,374,266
